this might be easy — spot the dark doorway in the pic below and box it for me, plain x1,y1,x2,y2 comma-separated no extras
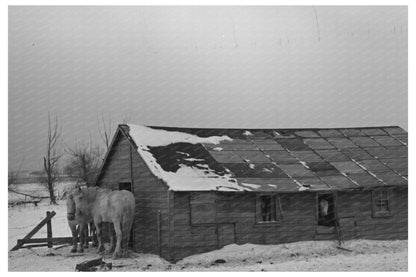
317,193,336,226
118,182,134,248
119,182,132,192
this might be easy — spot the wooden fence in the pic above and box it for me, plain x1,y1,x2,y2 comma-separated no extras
10,211,74,251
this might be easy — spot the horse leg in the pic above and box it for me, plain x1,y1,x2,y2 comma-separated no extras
83,224,89,249
122,216,133,257
89,223,98,247
107,224,116,254
95,221,105,254
69,223,78,253
78,224,87,253
112,220,123,259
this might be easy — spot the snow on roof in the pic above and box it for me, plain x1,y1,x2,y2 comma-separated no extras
128,124,233,147
124,124,408,192
127,124,252,191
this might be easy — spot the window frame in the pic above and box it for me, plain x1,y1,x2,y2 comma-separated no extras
372,189,391,218
315,192,338,227
255,193,283,225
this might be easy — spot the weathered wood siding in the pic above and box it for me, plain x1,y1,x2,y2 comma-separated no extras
96,130,171,260
337,188,408,240
130,148,170,258
170,188,407,261
97,131,132,188
95,128,407,262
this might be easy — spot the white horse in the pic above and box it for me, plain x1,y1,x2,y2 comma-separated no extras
70,187,135,258
66,194,90,253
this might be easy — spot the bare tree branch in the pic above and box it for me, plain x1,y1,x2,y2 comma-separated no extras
97,113,113,151
65,139,103,187
42,113,62,204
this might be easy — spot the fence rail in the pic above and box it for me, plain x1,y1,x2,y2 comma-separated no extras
10,211,75,251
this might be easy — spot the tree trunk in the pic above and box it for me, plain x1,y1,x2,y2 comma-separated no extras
47,182,57,204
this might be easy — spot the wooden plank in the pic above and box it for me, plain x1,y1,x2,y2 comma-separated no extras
18,237,74,244
11,211,56,251
46,211,53,248
167,190,174,262
21,243,50,249
75,258,104,272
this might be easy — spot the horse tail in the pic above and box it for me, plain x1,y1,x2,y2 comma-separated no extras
121,202,135,249
122,213,133,247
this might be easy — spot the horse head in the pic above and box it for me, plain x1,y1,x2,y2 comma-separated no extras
70,186,97,221
66,193,76,221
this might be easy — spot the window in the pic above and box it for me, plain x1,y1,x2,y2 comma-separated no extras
119,182,132,192
317,193,336,226
256,194,282,223
372,189,390,217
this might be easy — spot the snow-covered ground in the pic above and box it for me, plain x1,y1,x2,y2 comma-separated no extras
8,183,408,271
8,181,77,249
8,239,407,271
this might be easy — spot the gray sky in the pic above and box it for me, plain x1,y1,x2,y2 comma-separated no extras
9,6,407,171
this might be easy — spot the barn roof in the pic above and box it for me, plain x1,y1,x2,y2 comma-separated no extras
123,124,407,192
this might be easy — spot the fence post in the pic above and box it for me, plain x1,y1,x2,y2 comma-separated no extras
157,210,161,256
46,211,53,248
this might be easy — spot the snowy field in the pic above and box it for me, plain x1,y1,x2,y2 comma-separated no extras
8,183,408,271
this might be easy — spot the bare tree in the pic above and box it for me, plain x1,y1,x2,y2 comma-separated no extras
42,114,62,204
65,140,102,187
97,113,113,151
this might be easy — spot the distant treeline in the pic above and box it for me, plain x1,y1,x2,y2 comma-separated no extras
10,172,78,185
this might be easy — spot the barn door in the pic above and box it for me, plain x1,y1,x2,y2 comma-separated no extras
118,182,134,248
338,216,358,239
217,224,235,248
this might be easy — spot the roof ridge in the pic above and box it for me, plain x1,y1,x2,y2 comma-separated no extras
124,123,405,131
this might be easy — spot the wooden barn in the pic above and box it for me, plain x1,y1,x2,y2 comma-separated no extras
95,124,408,262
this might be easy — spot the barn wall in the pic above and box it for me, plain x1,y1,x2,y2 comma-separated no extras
337,187,408,240
170,188,408,261
96,130,171,260
97,131,132,187
130,148,171,259
170,191,318,261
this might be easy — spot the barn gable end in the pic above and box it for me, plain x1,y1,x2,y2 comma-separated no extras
95,126,171,259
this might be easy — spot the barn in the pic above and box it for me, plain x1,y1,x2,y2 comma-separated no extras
95,124,408,262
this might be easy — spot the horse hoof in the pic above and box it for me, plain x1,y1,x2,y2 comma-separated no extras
70,249,77,253
112,252,122,259
78,248,84,253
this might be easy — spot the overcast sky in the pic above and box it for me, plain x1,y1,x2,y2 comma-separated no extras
9,6,407,171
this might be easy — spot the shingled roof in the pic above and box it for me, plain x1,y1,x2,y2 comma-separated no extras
123,124,408,192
